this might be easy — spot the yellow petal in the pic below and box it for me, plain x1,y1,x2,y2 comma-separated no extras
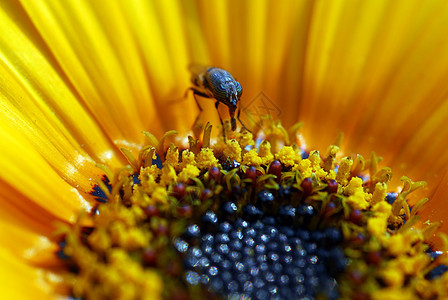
19,0,193,143
282,0,448,192
0,217,59,299
420,168,448,245
0,248,52,299
0,119,92,222
0,2,125,190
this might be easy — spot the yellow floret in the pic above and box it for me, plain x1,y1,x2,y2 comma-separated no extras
109,221,127,246
325,169,336,180
106,249,163,300
336,156,353,186
196,148,219,169
373,167,393,184
293,158,312,178
223,139,242,162
151,186,169,209
292,153,329,180
67,242,97,270
178,149,196,171
141,272,163,300
210,138,226,154
264,120,288,141
130,187,151,207
258,140,274,165
324,145,340,171
139,164,161,178
414,280,434,299
367,217,387,237
314,168,329,181
388,234,410,256
371,182,388,205
275,146,301,167
347,191,370,210
396,253,430,276
160,165,177,186
88,228,111,253
372,288,418,300
242,148,263,166
139,165,161,194
178,164,200,182
308,151,323,169
164,145,179,167
384,231,423,257
109,220,149,251
345,177,363,194
94,205,137,227
379,266,405,287
132,204,146,218
345,177,370,210
121,227,149,250
372,201,392,217
237,131,255,149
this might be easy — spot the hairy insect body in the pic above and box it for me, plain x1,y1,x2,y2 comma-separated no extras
204,68,242,107
188,66,247,133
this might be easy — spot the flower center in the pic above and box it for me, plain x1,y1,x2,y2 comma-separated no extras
177,191,345,299
55,121,448,299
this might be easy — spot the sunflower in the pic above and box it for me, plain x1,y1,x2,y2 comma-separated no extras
2,0,448,299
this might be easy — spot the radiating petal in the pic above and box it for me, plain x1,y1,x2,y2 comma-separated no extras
0,218,59,299
119,0,196,132
0,121,91,224
19,0,195,148
0,248,52,299
249,0,448,196
419,167,448,242
0,1,125,191
297,0,448,186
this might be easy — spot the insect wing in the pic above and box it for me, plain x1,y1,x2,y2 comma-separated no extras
188,64,212,93
188,63,210,78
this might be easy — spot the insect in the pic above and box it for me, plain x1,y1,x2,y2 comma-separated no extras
186,65,251,135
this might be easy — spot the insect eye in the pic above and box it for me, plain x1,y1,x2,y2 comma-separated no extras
236,82,242,96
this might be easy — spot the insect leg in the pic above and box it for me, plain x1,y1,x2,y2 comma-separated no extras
185,88,204,111
231,118,237,131
186,87,209,130
237,106,252,133
215,101,227,141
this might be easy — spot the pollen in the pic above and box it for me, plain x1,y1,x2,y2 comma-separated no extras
274,145,301,167
236,130,255,148
57,120,448,300
345,177,370,210
222,139,242,162
371,182,388,205
178,149,196,170
294,158,312,177
178,164,200,182
336,156,353,185
242,148,263,166
160,164,177,185
258,140,274,165
150,186,169,208
195,147,219,169
380,266,405,287
367,216,388,237
165,144,180,167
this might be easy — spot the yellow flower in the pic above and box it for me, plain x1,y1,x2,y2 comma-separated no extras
2,0,448,299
